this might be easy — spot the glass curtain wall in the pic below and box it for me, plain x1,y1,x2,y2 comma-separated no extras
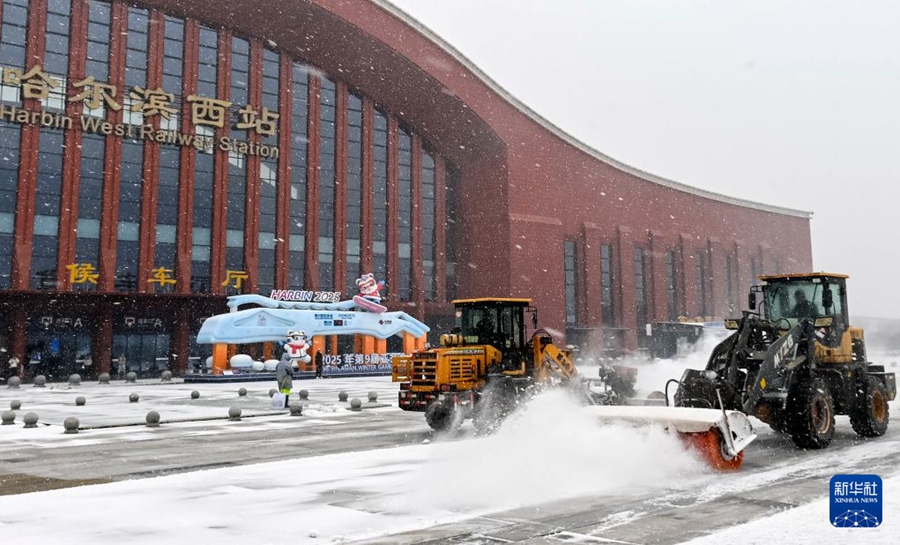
224,37,249,282
154,16,185,278
344,93,362,294
257,48,280,293
317,77,336,290
288,62,308,288
421,151,436,301
397,128,412,300
0,0,28,287
372,110,388,280
190,26,218,292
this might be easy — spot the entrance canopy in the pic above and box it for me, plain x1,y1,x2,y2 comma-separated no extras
196,295,430,344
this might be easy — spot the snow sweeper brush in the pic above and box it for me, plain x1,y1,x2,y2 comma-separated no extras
582,405,756,470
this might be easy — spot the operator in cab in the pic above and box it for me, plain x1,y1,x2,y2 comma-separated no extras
474,316,499,348
789,289,819,319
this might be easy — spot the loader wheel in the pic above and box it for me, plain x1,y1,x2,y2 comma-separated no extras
850,378,890,438
425,403,456,433
787,378,835,449
768,411,790,434
682,430,743,471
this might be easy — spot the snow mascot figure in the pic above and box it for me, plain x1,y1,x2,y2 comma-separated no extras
353,273,387,313
283,330,312,368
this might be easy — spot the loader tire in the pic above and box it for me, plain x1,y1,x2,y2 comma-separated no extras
425,403,456,433
682,429,744,471
850,377,889,438
787,378,835,449
768,412,790,434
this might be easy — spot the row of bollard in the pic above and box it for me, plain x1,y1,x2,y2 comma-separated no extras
0,406,265,432
1,385,380,432
6,370,175,389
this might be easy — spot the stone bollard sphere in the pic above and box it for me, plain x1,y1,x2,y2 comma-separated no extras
160,370,173,382
190,390,200,399
7,376,20,388
75,397,86,406
98,372,111,384
238,387,247,397
125,371,137,383
23,412,39,428
349,398,362,411
228,406,242,421
268,388,277,398
68,374,82,386
1,411,14,425
146,410,161,428
33,375,47,387
290,404,303,416
367,391,378,402
64,417,79,434
10,400,21,410
298,389,309,400
129,393,140,403
338,391,349,402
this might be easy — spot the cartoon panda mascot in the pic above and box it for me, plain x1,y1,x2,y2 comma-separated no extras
353,273,387,313
283,330,312,367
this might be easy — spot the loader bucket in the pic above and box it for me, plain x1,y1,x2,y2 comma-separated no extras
582,405,756,471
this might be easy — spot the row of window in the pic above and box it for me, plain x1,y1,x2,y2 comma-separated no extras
562,241,777,336
0,0,446,301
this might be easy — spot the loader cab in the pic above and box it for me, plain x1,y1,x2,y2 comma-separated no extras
758,273,849,342
453,298,531,371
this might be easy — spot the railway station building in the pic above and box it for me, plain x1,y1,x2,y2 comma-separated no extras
0,0,812,378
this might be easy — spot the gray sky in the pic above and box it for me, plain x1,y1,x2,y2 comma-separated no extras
388,0,900,319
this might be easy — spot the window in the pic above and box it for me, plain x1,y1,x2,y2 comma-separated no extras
225,37,250,277
197,26,218,98
695,252,707,317
372,110,388,280
0,0,29,104
317,76,336,290
421,151,437,301
600,244,615,326
445,166,458,301
344,93,363,295
666,250,678,320
564,241,578,327
115,140,143,291
397,128,412,300
31,129,65,289
191,129,215,292
288,62,308,288
42,0,70,112
75,133,105,287
724,255,734,316
634,247,647,335
155,148,180,274
161,16,184,131
258,49,280,293
122,7,148,125
0,122,20,288
84,0,111,118
258,160,277,293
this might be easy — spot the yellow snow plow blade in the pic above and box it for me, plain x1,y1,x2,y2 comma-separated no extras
583,405,756,471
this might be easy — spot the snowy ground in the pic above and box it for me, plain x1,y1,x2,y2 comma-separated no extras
1,343,898,544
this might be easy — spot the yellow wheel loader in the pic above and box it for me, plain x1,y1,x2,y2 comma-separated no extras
393,298,757,469
673,273,896,450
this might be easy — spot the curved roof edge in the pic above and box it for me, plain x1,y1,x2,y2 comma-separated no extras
375,0,812,220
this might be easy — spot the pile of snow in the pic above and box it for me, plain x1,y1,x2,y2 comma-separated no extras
406,389,706,511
